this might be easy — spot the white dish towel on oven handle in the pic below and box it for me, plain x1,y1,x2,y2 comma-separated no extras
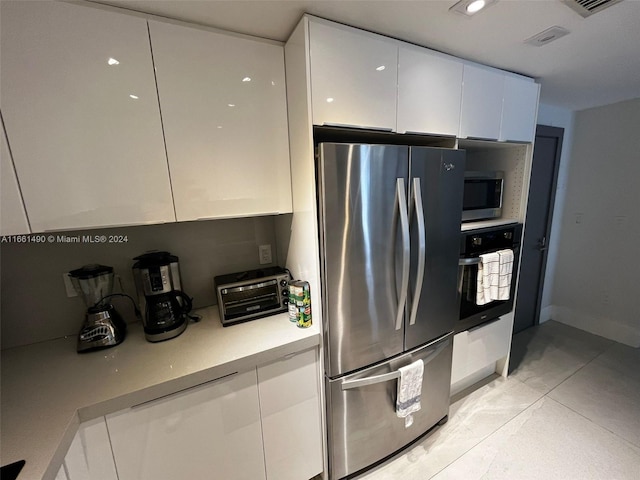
396,359,424,428
476,249,514,305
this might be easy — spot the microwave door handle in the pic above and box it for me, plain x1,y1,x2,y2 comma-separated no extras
409,178,426,326
341,340,449,391
395,178,410,331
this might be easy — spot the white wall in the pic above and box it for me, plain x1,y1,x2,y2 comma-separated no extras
548,98,640,347
535,103,575,323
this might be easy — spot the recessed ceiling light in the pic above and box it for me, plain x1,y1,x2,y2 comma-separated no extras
450,0,497,16
107,58,120,66
376,65,386,71
242,77,251,82
326,98,334,103
129,94,139,100
524,26,570,47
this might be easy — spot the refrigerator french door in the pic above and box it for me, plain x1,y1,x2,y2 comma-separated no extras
318,143,465,479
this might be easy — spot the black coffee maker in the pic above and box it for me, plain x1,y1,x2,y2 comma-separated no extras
132,251,193,342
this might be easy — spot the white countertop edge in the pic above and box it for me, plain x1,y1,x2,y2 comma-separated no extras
2,306,320,480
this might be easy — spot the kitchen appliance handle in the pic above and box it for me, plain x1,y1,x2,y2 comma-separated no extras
395,178,410,331
409,178,426,326
175,290,193,314
341,340,449,391
459,257,482,266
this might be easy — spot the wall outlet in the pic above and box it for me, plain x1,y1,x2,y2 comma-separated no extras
63,273,77,297
259,244,272,265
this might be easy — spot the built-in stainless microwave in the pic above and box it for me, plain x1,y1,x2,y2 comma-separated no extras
462,171,504,222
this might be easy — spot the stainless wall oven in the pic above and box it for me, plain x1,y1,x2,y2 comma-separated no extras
457,223,523,333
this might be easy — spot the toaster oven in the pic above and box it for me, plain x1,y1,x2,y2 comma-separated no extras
214,267,291,326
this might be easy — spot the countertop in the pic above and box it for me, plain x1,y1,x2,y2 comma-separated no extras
0,306,320,480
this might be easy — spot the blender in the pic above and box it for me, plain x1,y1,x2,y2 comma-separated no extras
69,264,127,352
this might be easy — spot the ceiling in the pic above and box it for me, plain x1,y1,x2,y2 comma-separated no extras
90,0,640,111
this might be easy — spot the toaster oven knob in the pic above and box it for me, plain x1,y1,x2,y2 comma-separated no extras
280,279,288,287
282,289,289,298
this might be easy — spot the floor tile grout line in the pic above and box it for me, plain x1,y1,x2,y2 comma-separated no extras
542,344,612,398
541,396,640,450
428,378,547,479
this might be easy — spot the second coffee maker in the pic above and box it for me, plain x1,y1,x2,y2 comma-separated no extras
132,251,193,342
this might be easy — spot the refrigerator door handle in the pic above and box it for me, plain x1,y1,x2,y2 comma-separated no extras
409,178,426,326
340,340,450,390
395,178,410,331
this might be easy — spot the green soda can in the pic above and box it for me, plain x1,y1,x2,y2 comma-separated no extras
289,280,311,328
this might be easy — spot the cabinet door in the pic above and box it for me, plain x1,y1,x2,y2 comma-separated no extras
257,348,323,480
459,64,504,140
64,417,118,480
148,21,292,221
397,46,463,136
1,117,30,235
106,371,266,480
0,1,174,232
500,76,540,142
309,20,398,130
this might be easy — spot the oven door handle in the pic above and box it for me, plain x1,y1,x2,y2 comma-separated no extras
395,178,410,331
409,178,425,326
459,257,482,266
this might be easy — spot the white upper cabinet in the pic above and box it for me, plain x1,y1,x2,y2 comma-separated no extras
1,118,30,235
0,1,175,232
397,45,463,136
500,75,540,142
459,64,505,140
309,20,398,131
106,370,266,480
257,348,323,480
148,21,292,221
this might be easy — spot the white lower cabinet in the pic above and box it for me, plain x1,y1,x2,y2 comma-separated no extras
257,348,323,480
63,417,118,480
105,370,266,480
451,316,512,387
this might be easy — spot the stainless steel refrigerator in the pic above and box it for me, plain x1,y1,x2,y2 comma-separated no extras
318,142,465,479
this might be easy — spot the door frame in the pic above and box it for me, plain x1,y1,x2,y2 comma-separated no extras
524,124,564,329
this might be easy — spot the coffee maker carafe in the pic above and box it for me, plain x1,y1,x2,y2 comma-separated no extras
132,251,193,342
69,264,127,352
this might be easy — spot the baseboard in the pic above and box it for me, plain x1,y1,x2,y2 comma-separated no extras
539,305,553,324
550,305,640,347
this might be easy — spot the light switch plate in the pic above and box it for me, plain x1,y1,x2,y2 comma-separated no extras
259,244,272,264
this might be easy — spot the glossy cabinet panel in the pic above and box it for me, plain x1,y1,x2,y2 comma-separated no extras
0,1,175,232
459,64,505,140
63,417,118,480
309,20,398,130
500,76,540,142
397,46,463,136
148,21,292,221
1,117,30,235
257,348,323,480
106,370,266,480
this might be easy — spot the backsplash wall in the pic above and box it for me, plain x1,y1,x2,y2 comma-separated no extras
0,216,278,349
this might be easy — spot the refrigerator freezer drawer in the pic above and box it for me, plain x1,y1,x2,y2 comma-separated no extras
326,334,453,479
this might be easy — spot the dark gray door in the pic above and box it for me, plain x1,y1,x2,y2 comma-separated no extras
405,147,465,350
319,143,408,377
513,125,564,333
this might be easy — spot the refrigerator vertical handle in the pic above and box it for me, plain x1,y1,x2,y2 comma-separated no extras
409,178,426,326
396,178,410,331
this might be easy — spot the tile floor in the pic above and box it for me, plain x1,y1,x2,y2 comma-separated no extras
350,320,640,480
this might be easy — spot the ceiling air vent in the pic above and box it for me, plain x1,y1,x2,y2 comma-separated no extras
561,0,624,18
